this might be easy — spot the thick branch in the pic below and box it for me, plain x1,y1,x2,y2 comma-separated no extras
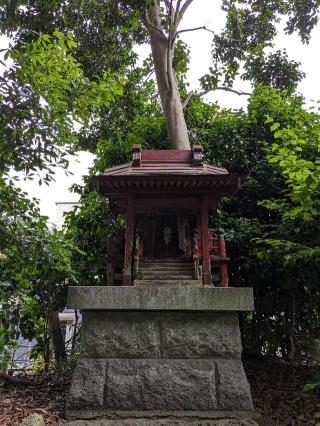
173,25,215,45
143,68,155,84
173,0,182,25
163,0,171,12
141,18,167,38
167,0,174,94
164,0,175,18
176,25,215,36
182,87,251,109
177,0,194,25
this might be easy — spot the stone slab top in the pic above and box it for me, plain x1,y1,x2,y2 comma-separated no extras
67,287,254,312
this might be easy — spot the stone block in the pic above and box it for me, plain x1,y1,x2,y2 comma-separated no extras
104,359,217,411
215,360,253,411
67,287,254,311
67,359,106,409
162,312,242,358
81,312,160,358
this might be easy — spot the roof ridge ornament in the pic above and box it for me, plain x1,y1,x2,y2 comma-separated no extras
132,144,142,167
192,144,203,166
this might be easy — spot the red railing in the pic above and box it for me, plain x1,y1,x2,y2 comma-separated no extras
208,228,229,287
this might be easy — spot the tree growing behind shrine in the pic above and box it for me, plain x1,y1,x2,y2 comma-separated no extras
0,0,320,366
0,0,316,151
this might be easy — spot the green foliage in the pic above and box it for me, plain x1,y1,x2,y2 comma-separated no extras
11,31,123,128
0,179,80,363
303,382,320,391
304,368,320,392
183,86,320,358
243,49,305,94
1,0,320,367
0,0,147,78
0,31,122,183
0,327,19,370
64,190,122,286
249,87,320,268
0,27,123,366
196,0,318,95
64,85,320,359
265,106,320,222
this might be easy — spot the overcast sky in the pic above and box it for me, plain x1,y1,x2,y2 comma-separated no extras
3,1,320,224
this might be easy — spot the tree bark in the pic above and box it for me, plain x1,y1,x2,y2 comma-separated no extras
0,372,35,385
147,1,191,150
48,310,67,363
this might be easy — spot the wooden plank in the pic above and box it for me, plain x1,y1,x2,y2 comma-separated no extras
142,150,192,161
123,196,134,286
201,195,211,286
133,197,201,209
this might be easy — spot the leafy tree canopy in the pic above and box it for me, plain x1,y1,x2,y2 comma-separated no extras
1,0,320,366
1,31,122,183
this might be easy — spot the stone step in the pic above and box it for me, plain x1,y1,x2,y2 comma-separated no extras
142,258,190,263
134,279,203,287
139,265,193,270
139,271,194,276
139,267,194,273
139,274,194,280
140,263,193,267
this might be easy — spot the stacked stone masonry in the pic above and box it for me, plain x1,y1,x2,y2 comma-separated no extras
67,311,253,414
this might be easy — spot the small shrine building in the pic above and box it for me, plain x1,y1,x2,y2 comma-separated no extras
67,144,255,418
94,144,242,287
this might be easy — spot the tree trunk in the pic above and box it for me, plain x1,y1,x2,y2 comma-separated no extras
147,2,191,150
48,310,67,363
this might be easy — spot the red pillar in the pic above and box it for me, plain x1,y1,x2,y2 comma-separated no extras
219,232,228,287
123,196,134,286
201,195,211,286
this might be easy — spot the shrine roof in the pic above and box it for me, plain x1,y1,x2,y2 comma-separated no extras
99,145,228,177
93,144,242,195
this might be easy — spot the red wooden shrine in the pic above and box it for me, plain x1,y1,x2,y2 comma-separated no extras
94,144,242,287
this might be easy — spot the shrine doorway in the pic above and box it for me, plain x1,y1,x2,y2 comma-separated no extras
139,209,195,260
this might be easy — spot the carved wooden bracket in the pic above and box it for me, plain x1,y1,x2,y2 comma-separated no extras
132,144,142,167
192,144,203,166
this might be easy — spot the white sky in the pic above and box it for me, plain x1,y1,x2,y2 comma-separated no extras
2,1,320,224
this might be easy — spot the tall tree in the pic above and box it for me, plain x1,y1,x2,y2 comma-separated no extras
1,0,318,150
1,0,320,364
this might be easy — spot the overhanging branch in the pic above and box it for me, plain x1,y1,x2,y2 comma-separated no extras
176,25,215,36
173,0,182,26
182,87,252,109
172,25,215,45
178,0,194,25
141,18,167,38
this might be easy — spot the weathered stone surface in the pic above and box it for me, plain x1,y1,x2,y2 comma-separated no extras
134,279,203,287
65,418,260,426
67,359,106,409
216,360,254,411
20,413,45,426
80,312,241,359
162,312,242,358
66,287,255,416
67,287,254,312
81,312,161,358
104,359,217,411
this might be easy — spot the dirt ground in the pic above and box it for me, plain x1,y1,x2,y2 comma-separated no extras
0,359,319,426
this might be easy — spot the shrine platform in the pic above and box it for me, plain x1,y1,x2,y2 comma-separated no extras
65,286,255,419
67,286,253,311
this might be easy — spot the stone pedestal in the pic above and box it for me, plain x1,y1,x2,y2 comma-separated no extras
65,287,254,420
